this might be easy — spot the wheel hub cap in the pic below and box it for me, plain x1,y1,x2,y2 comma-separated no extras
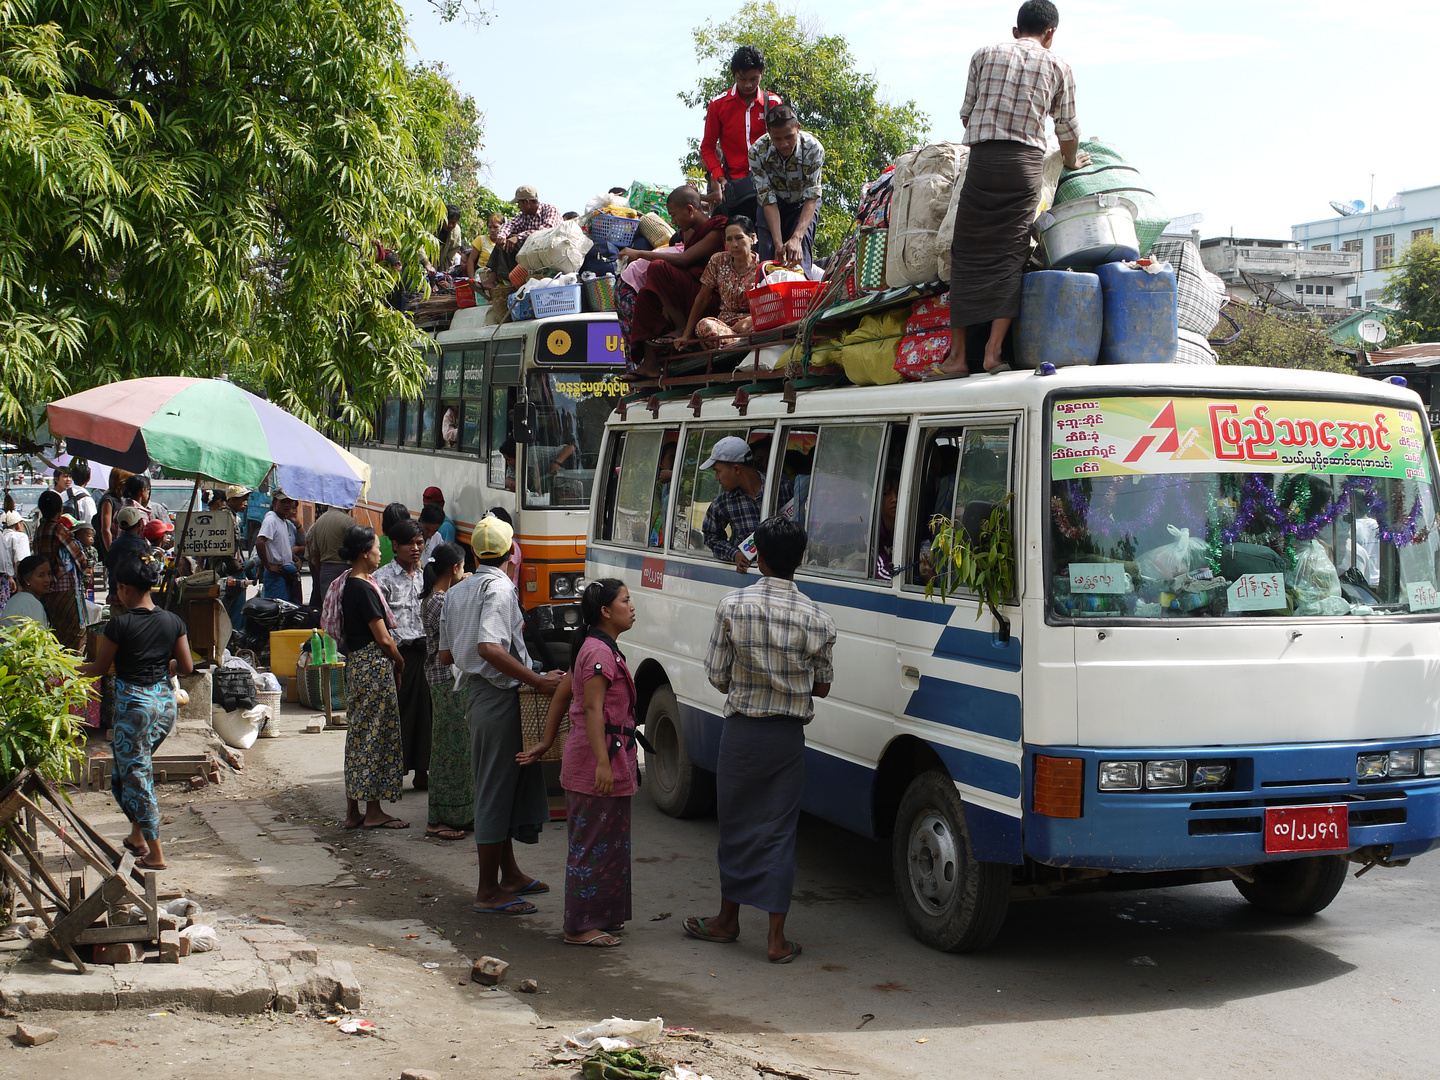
907,811,959,915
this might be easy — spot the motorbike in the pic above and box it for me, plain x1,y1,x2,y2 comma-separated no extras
229,595,312,665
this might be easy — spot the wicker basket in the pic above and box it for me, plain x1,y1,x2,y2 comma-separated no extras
255,689,281,738
589,213,640,247
638,212,675,249
582,274,617,312
518,686,568,763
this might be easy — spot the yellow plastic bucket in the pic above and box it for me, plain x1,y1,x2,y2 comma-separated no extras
269,630,312,702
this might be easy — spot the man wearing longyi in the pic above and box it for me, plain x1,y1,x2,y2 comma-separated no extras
931,0,1089,379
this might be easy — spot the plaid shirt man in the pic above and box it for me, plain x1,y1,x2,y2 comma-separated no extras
705,576,836,722
748,131,825,207
702,473,794,560
961,36,1079,150
497,203,560,245
373,559,424,645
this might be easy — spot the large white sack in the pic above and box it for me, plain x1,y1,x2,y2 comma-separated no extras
935,134,1064,282
886,142,967,287
517,219,593,274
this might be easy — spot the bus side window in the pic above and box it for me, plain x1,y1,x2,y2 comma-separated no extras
908,425,1014,591
598,431,626,541
612,428,665,548
487,386,513,488
799,423,886,578
671,427,747,555
650,433,680,548
417,348,438,448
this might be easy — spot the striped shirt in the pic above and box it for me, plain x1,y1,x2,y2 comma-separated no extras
961,37,1079,150
373,560,424,645
705,576,836,722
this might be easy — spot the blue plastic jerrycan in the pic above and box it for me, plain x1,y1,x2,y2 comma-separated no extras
1014,270,1103,369
1095,261,1178,364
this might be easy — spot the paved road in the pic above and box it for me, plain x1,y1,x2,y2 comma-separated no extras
257,726,1440,1079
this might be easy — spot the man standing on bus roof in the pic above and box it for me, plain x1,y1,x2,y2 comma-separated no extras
700,45,782,223
930,0,1088,379
701,436,789,574
422,487,458,544
686,515,835,964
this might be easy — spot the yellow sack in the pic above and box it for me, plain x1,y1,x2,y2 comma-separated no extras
838,309,907,386
594,206,640,220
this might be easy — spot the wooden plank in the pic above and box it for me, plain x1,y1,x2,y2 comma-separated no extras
51,795,126,866
145,871,158,941
49,873,126,949
74,924,157,945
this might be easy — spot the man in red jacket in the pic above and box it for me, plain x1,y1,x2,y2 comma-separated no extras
699,45,783,224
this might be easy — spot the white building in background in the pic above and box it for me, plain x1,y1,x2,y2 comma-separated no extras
1292,184,1440,306
1198,237,1360,309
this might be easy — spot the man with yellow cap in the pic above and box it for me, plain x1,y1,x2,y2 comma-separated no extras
486,185,560,283
438,515,564,915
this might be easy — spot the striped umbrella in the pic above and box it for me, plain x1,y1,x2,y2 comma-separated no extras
47,377,366,507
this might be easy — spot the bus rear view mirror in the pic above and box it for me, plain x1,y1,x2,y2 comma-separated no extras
512,400,537,444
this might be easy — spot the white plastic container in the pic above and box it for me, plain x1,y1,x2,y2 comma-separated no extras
1037,194,1140,269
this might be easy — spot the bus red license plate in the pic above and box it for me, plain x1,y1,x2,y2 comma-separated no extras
1264,805,1349,853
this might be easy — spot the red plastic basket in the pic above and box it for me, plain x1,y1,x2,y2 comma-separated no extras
745,280,822,331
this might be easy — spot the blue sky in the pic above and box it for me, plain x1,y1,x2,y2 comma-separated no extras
403,0,1439,240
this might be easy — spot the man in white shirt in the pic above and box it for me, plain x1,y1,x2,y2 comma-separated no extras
438,516,562,914
0,510,32,608
374,519,432,789
256,492,303,602
59,462,99,528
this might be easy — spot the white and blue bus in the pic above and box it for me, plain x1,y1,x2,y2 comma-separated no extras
586,362,1440,950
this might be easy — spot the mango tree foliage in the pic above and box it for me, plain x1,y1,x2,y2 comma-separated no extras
679,1,930,256
0,0,461,439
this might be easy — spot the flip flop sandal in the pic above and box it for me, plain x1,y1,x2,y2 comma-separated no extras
136,860,167,872
769,941,802,964
472,899,537,915
921,369,971,382
362,818,410,830
512,879,549,896
122,839,148,856
682,916,738,944
425,827,466,841
565,933,621,948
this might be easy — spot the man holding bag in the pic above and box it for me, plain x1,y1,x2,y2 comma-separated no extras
487,186,560,282
700,46,783,226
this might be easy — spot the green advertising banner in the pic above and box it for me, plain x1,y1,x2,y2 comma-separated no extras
1051,396,1429,482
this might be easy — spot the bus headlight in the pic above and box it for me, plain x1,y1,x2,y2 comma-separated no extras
1387,749,1420,778
1356,753,1389,781
1424,749,1440,777
550,573,584,600
1098,761,1142,791
1144,760,1188,790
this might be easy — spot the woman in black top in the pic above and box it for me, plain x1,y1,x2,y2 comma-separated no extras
337,525,409,830
81,552,192,870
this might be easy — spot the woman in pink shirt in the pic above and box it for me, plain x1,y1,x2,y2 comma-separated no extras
519,578,638,947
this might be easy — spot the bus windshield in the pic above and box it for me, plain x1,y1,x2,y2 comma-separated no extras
1049,395,1440,619
523,370,626,509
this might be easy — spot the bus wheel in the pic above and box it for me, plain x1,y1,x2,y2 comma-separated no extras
1234,856,1347,915
644,686,715,819
891,771,1009,952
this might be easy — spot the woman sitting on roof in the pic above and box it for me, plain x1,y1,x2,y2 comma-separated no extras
680,216,761,347
616,186,727,381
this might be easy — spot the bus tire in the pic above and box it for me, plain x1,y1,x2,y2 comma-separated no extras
1233,856,1347,915
891,770,1009,952
644,686,715,819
